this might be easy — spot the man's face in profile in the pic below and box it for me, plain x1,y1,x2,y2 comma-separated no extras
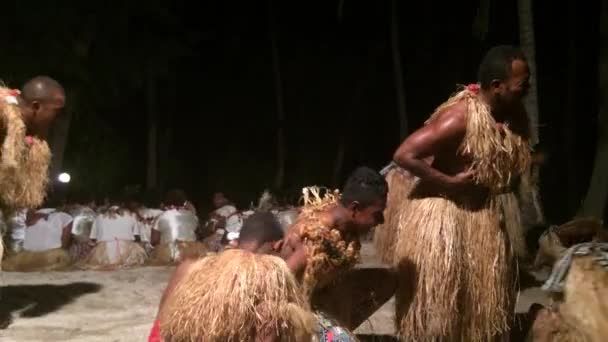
29,91,65,138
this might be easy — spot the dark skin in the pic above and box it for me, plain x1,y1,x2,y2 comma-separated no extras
0,78,64,158
61,222,73,249
393,59,531,197
19,87,66,140
156,199,385,342
280,198,386,281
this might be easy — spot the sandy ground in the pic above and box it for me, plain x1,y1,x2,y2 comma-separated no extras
0,243,550,341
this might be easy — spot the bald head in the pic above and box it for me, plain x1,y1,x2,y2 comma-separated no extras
21,76,65,104
19,76,66,139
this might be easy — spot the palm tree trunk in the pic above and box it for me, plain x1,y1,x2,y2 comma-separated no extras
269,0,286,190
565,0,578,216
579,1,608,219
518,0,545,224
146,61,158,190
518,0,539,146
390,0,408,139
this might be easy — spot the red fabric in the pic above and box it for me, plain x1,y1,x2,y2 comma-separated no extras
467,83,480,93
148,319,161,342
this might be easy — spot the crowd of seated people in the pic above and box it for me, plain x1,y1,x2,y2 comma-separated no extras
1,188,300,271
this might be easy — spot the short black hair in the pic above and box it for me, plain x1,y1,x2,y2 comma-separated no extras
477,45,527,89
164,189,188,207
238,212,284,244
340,166,388,207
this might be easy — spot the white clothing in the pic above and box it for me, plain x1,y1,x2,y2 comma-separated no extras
215,205,237,218
90,211,140,242
138,208,164,243
10,209,28,241
225,210,255,234
153,209,198,244
23,212,73,252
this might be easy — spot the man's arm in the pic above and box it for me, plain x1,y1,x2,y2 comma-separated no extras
61,222,73,249
25,210,48,226
282,234,308,279
393,105,470,191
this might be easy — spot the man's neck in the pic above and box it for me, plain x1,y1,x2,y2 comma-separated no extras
325,205,352,232
238,241,260,253
479,89,506,122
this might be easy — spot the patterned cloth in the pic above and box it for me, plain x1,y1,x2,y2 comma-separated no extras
148,319,161,342
315,312,357,342
542,242,608,293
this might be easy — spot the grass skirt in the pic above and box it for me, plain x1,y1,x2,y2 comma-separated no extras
160,249,315,342
68,241,95,263
392,184,517,341
2,248,70,272
374,168,416,264
148,241,209,265
80,240,147,270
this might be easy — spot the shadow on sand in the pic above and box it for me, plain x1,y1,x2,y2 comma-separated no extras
0,282,102,329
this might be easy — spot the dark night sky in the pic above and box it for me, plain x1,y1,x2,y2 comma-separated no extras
1,0,602,221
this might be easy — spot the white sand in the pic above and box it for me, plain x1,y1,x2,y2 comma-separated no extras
0,243,549,341
0,266,172,342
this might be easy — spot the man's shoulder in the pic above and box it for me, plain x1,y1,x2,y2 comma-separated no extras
433,100,467,121
426,100,468,133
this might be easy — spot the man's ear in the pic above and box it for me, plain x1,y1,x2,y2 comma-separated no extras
31,100,41,115
347,201,362,213
490,79,502,91
271,239,284,252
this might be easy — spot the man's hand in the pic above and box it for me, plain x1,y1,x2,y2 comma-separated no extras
446,170,476,190
283,234,308,277
443,169,489,198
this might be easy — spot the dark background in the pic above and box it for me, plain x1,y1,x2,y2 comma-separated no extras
0,0,602,221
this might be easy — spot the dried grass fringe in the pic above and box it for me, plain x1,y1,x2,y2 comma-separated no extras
496,191,527,261
2,247,70,272
160,249,315,342
80,240,147,270
386,87,532,341
394,196,517,341
426,86,531,193
296,186,361,298
0,92,51,210
373,169,416,264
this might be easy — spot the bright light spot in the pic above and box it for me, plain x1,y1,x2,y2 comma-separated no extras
58,173,71,183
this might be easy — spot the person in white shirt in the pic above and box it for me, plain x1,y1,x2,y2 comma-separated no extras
82,203,147,269
203,192,238,251
8,209,28,253
2,209,73,271
65,196,97,262
149,189,207,264
138,206,164,253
